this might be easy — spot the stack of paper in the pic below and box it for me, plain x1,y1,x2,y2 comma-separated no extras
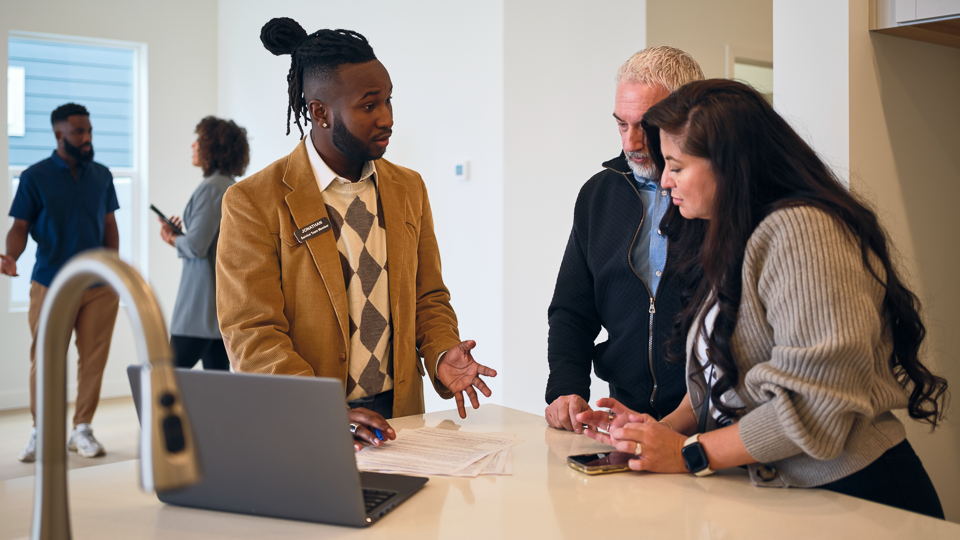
355,427,522,477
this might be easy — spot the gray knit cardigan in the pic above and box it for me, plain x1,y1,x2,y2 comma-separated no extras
686,205,908,488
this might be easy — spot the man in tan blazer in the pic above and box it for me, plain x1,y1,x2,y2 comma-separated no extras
217,19,496,450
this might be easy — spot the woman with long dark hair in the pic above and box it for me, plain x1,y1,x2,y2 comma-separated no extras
578,79,948,518
160,116,249,370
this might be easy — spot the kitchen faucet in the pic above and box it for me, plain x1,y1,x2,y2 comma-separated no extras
31,249,200,539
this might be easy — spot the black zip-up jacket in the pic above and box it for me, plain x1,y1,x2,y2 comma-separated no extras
546,153,686,418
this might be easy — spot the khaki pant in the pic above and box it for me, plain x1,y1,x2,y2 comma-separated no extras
29,281,120,428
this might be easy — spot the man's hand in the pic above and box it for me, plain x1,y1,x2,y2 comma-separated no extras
545,394,592,434
0,254,17,277
348,407,397,452
159,216,183,247
436,340,497,419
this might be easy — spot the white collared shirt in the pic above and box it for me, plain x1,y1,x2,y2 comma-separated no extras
303,132,452,385
303,132,378,191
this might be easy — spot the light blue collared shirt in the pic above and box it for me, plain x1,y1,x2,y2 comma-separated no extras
631,172,669,296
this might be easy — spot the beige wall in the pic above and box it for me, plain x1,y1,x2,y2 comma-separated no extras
0,0,218,410
647,0,772,78
849,1,960,522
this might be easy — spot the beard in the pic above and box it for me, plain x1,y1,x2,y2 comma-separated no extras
63,138,94,163
332,112,383,162
624,150,656,180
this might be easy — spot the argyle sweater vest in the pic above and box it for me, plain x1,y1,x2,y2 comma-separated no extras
322,178,393,400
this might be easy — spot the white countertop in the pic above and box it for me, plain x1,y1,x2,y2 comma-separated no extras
2,404,957,539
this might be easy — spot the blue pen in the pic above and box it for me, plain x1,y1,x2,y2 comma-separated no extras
374,428,384,441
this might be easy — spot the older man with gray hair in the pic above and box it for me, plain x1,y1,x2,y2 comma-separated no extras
545,47,704,432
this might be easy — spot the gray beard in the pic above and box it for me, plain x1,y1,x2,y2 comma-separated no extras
624,151,656,180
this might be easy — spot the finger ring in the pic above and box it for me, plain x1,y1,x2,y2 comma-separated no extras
349,423,359,434
634,442,642,456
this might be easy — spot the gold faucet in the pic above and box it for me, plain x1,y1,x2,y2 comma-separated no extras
31,249,200,539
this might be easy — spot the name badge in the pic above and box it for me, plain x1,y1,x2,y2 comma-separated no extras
293,217,331,243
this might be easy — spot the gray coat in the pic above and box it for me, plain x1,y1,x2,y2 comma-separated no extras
170,172,235,338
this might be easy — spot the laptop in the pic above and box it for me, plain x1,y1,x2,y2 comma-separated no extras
126,367,427,527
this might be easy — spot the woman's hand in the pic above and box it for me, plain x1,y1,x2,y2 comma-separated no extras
577,397,689,473
159,215,183,247
575,397,639,434
348,407,397,452
611,417,689,473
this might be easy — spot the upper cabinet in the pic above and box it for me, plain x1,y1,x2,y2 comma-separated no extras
873,0,960,48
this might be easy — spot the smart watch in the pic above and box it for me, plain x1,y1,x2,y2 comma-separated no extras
682,433,715,477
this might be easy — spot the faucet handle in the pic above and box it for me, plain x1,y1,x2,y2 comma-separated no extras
139,364,201,492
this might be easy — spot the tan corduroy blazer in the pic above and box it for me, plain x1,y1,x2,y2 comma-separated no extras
216,139,461,417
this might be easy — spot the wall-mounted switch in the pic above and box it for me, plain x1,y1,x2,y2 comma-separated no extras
454,160,470,181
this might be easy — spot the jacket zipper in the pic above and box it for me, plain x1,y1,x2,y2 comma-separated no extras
607,166,668,418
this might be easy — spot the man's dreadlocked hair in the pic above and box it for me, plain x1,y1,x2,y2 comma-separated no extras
260,17,377,137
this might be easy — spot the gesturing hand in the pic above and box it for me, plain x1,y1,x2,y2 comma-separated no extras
0,254,18,277
575,397,638,434
436,340,497,419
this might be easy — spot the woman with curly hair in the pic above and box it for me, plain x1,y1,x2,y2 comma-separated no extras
160,116,249,370
578,79,947,519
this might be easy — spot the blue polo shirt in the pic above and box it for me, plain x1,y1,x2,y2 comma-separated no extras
9,151,119,287
631,171,669,296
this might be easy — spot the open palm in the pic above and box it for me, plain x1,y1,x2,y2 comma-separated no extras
436,340,497,418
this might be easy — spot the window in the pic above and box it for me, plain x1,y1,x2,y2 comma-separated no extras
7,32,147,311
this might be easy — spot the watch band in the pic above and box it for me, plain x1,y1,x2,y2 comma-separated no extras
682,433,716,477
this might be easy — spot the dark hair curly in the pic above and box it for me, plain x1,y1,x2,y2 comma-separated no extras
260,17,377,136
195,116,250,178
642,79,948,428
50,102,89,125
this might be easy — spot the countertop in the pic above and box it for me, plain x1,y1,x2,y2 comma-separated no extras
2,404,957,539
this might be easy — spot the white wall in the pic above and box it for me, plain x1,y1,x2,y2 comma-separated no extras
773,0,850,185
502,0,647,415
217,0,505,414
0,0,219,412
219,0,647,416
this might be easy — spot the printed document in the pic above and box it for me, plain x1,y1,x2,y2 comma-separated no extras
356,427,522,477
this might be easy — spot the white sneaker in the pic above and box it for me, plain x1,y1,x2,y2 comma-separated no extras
18,428,37,462
68,423,105,458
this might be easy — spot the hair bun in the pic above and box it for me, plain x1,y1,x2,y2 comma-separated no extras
260,17,308,56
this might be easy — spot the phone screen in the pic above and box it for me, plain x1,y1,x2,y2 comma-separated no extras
568,452,632,467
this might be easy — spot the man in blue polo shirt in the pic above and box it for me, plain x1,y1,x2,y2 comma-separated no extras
1,102,120,462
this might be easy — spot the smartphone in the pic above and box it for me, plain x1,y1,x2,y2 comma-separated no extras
150,204,185,236
566,452,634,475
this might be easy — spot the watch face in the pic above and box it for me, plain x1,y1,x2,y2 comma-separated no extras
682,442,710,472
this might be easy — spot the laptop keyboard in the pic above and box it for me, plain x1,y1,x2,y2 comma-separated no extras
363,489,396,512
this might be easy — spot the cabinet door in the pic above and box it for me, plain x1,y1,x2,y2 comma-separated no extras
917,0,960,19
897,0,917,22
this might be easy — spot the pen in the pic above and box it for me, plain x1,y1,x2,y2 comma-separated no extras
374,428,384,441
